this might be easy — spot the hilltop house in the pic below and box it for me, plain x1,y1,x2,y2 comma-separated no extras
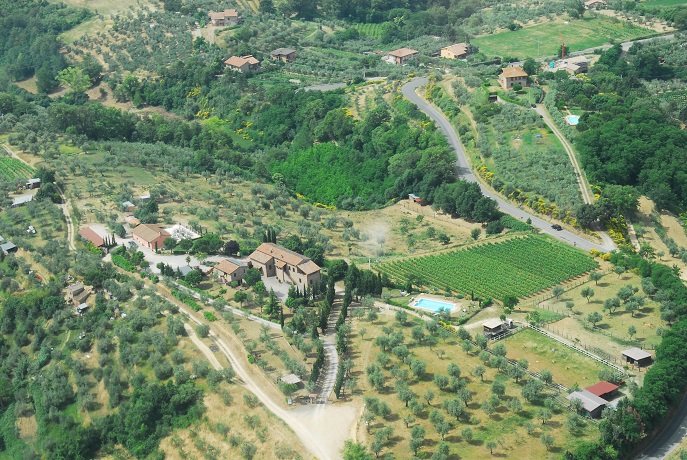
248,243,321,289
385,48,418,65
270,48,297,63
132,224,171,251
214,258,247,284
498,66,529,90
208,9,241,26
224,55,260,73
441,43,469,60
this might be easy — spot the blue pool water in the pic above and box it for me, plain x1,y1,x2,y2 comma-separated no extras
414,298,456,312
566,115,580,125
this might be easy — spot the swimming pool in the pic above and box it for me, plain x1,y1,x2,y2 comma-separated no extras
565,115,580,126
413,297,456,312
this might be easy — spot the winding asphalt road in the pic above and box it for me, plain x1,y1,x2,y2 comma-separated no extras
401,78,615,253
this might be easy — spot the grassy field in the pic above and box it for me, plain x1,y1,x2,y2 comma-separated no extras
501,329,608,388
472,18,653,58
350,310,598,458
376,236,598,301
541,270,664,348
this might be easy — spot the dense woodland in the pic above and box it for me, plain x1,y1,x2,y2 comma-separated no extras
553,40,687,213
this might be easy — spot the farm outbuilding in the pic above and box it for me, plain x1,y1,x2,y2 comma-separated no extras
25,178,41,189
78,227,105,247
12,194,34,207
0,242,17,255
585,381,619,401
281,374,303,388
567,389,607,418
622,348,653,368
483,318,513,337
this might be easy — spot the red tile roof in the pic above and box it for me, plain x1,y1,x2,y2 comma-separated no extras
78,227,105,247
585,381,619,398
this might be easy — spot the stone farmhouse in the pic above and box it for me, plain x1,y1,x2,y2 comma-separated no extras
208,9,241,26
224,55,260,73
440,43,469,60
385,48,418,65
248,243,321,289
498,66,529,90
67,283,91,306
214,258,248,285
270,48,297,63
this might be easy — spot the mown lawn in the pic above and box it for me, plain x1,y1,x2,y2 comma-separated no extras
472,18,653,58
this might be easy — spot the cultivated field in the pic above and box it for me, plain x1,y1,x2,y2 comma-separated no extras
376,236,598,301
0,158,36,181
472,18,653,58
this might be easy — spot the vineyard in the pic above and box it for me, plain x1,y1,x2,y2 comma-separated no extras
355,22,385,39
376,236,598,301
0,158,36,182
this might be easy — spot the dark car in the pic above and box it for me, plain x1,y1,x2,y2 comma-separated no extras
531,104,537,108
551,224,563,231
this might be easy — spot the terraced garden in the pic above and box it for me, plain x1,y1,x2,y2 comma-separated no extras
0,158,36,181
376,236,598,301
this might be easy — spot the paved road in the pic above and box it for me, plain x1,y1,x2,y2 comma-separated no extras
637,392,687,459
401,78,614,253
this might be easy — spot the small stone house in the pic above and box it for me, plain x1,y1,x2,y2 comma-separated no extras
440,43,469,60
224,55,260,73
270,48,297,63
208,9,241,26
498,66,529,90
67,283,91,306
214,258,247,284
385,48,418,65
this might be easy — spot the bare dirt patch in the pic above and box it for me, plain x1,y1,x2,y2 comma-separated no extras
16,415,38,439
346,199,483,258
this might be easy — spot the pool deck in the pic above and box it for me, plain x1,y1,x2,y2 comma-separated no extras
410,295,460,313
